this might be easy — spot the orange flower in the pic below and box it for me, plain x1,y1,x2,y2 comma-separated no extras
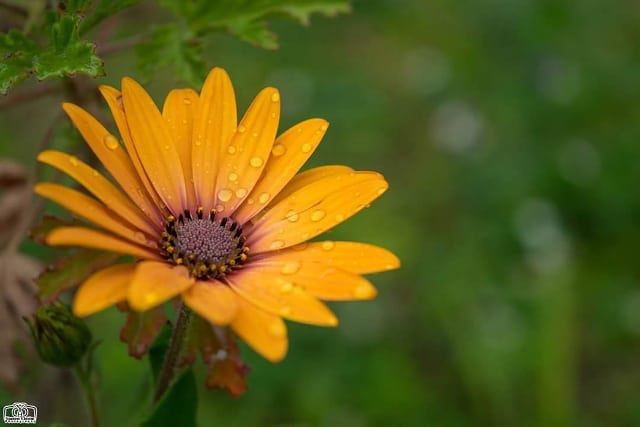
35,67,399,362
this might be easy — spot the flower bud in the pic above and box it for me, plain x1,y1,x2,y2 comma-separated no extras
26,302,92,366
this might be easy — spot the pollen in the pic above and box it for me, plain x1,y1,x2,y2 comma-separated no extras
159,208,248,279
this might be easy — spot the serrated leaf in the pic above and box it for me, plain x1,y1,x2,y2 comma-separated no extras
29,215,79,245
37,250,120,302
0,31,38,94
159,0,350,49
33,15,104,80
142,325,197,427
120,306,168,358
136,24,206,86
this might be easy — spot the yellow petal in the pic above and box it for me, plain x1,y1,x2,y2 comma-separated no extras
249,254,378,300
247,171,388,253
35,183,155,248
127,262,194,311
74,264,136,317
268,165,353,208
99,85,168,216
192,68,237,211
234,118,328,224
182,280,238,325
213,87,280,217
37,150,158,235
46,227,159,259
230,297,287,362
226,268,338,326
277,241,400,274
122,77,187,214
62,102,162,224
162,89,199,208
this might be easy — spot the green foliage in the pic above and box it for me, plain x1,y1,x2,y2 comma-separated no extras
158,0,350,49
143,327,197,427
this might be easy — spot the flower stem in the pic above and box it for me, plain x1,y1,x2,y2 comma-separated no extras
153,304,193,403
74,364,100,427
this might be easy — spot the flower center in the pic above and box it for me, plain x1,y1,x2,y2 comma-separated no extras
159,208,248,279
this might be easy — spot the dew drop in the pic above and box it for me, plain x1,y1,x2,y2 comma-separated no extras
286,210,299,222
235,188,247,198
183,97,192,105
238,125,246,133
270,240,285,250
195,138,202,146
69,156,79,166
280,262,300,275
227,145,236,154
258,192,270,204
272,144,286,157
247,198,255,205
252,132,259,138
322,241,335,251
103,134,119,150
310,210,326,222
279,281,294,292
217,189,233,202
269,321,285,337
301,143,312,153
250,156,263,168
271,92,280,102
335,213,345,222
228,172,238,182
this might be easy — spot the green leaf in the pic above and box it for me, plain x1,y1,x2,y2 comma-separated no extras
0,31,38,94
33,15,103,80
37,250,120,302
119,306,168,358
136,24,206,86
159,0,350,49
142,326,198,427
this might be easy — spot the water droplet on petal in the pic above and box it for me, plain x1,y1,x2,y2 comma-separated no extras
183,97,192,105
279,281,294,292
301,143,312,153
286,210,299,222
335,214,345,222
250,156,263,168
269,321,285,337
228,172,238,182
322,241,335,251
281,262,300,275
311,210,326,222
69,156,79,166
235,188,247,198
259,193,270,204
217,189,232,202
227,145,237,154
238,125,246,133
271,92,280,102
272,144,286,157
247,198,255,205
103,134,119,150
270,240,285,250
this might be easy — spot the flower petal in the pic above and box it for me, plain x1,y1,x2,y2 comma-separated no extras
272,241,401,275
248,253,379,300
234,118,328,224
127,262,194,311
212,87,280,217
35,183,155,248
230,297,287,363
99,85,168,216
268,165,353,208
62,102,162,224
162,89,199,208
226,268,338,326
46,227,159,259
192,68,237,211
74,264,135,317
37,150,157,235
122,77,187,214
182,280,238,325
247,171,388,253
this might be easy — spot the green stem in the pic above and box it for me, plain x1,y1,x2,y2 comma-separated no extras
74,364,100,427
153,304,193,403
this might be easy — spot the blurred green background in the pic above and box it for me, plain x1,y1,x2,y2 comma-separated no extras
3,0,640,425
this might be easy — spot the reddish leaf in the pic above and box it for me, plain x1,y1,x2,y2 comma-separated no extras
37,249,119,302
120,306,168,358
29,215,80,244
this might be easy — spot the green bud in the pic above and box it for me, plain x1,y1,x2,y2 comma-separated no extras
26,302,92,367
